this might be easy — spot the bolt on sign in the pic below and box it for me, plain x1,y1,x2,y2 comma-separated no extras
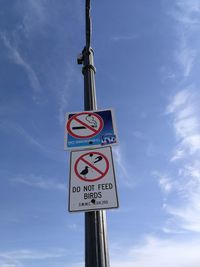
68,146,119,212
64,109,118,150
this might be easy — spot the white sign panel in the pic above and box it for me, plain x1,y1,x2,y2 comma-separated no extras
68,146,119,212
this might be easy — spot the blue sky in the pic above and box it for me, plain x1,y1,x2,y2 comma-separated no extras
1,0,200,266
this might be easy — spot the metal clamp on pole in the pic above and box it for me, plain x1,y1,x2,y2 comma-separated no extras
77,48,96,74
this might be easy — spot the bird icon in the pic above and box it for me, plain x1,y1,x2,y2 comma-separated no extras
80,166,89,177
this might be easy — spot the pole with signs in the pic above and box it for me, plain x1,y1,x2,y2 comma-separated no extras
77,0,110,266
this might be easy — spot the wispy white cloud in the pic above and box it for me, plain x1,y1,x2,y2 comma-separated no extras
166,88,200,160
110,236,200,267
153,167,200,233
1,1,78,125
0,264,17,267
0,121,65,162
181,160,200,178
11,237,198,267
17,0,80,37
57,64,75,126
159,89,200,233
113,147,135,188
111,35,137,42
67,223,78,230
174,0,200,27
170,0,200,77
0,248,67,267
1,33,41,92
132,131,146,140
15,0,49,38
0,121,47,153
161,0,200,81
0,248,66,260
65,262,83,267
0,261,20,267
12,174,65,191
175,43,196,77
152,171,174,194
0,120,42,148
164,160,200,232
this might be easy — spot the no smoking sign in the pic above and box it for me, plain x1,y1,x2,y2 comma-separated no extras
69,146,119,212
67,112,103,139
64,109,118,150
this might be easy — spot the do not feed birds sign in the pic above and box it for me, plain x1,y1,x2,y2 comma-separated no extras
68,146,119,212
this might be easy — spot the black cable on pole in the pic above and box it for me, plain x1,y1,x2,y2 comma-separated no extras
86,0,91,50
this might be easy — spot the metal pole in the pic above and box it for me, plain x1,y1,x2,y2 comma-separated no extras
77,0,110,266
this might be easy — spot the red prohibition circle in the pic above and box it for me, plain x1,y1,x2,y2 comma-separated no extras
74,152,109,182
66,112,104,139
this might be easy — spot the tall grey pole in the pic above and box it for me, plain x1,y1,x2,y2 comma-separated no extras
77,0,110,266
